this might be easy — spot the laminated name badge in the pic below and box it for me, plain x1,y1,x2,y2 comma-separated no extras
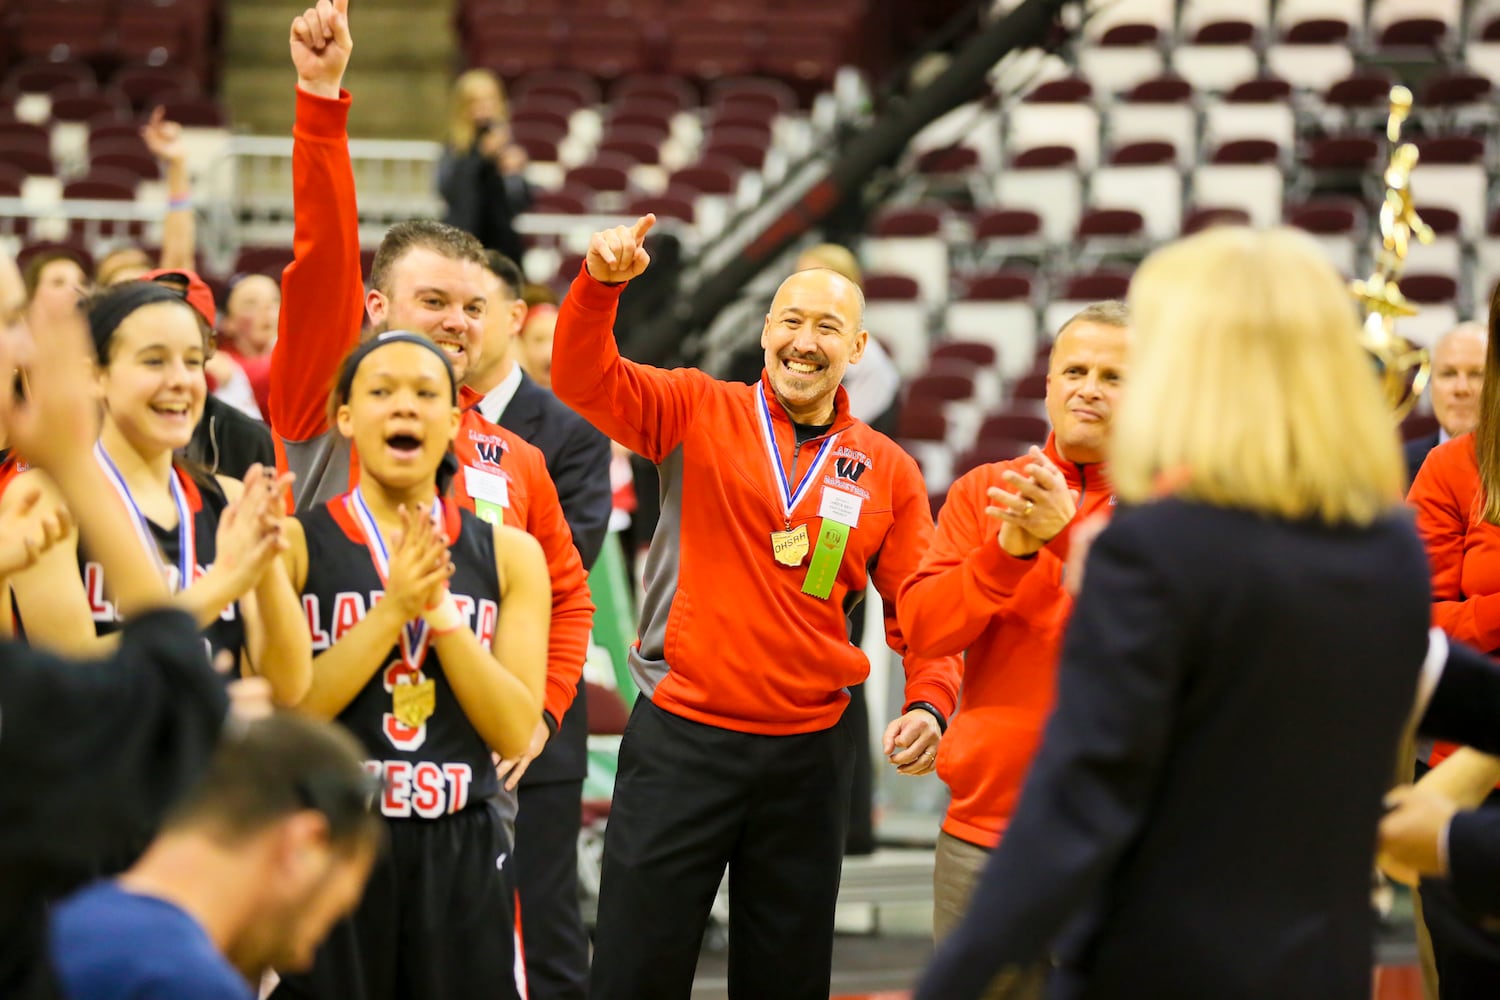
802,488,864,600
464,466,510,525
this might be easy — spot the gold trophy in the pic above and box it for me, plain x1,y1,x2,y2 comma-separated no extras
1350,85,1432,420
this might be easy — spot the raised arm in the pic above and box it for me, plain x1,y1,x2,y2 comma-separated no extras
269,0,364,449
141,107,195,274
551,214,714,463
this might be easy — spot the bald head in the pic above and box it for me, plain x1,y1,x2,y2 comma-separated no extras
1430,321,1488,438
1436,322,1487,358
772,268,865,331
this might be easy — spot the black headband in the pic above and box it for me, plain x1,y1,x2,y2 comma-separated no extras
87,281,193,360
335,331,459,406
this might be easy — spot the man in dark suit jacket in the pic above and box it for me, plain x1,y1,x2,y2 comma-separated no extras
1405,323,1486,485
466,252,611,1000
1383,633,1500,919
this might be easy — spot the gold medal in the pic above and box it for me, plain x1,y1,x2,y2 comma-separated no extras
770,523,810,567
392,676,436,729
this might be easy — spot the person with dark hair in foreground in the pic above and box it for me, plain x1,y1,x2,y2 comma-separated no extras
50,713,382,999
0,286,243,1000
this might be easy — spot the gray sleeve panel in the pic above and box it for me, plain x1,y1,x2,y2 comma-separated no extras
282,432,354,513
626,443,684,701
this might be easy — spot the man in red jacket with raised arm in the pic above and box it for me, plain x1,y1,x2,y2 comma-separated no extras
268,0,593,914
553,215,961,1000
898,300,1130,1000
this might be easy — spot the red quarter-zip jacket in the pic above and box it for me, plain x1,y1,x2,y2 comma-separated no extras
552,268,960,734
267,87,592,728
1409,433,1500,772
898,437,1115,847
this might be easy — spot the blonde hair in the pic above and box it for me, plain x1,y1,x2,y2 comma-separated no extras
795,244,863,289
1109,226,1404,526
448,69,508,152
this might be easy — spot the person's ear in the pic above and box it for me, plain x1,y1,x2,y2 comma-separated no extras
366,289,388,329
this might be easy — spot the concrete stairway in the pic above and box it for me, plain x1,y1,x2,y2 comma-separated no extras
221,0,457,141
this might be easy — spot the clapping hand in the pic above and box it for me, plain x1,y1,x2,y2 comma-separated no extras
0,480,71,578
214,464,296,595
986,447,1079,558
586,214,656,285
290,0,353,100
386,504,454,620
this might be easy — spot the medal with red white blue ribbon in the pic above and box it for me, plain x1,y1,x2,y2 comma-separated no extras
346,487,442,729
755,389,838,568
94,441,194,591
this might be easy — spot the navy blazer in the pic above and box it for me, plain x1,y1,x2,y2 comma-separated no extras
1418,638,1500,919
494,369,612,786
1405,432,1440,489
916,499,1432,1000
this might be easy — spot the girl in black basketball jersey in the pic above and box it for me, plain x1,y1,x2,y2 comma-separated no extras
7,282,310,704
270,331,549,1000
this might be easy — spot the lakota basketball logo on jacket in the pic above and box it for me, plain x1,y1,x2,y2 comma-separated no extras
297,494,505,818
466,427,510,469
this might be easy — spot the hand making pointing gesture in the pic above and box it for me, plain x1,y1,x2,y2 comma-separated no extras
586,214,657,285
290,0,353,100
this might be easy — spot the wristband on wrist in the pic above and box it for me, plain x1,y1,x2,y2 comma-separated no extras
167,196,193,212
904,701,948,734
424,593,465,636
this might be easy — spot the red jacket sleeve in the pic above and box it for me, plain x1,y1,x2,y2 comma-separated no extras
1410,446,1500,650
268,88,365,444
551,268,713,464
519,445,596,726
898,466,1065,659
871,449,962,718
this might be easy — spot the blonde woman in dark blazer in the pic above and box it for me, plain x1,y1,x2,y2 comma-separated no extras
917,226,1430,1000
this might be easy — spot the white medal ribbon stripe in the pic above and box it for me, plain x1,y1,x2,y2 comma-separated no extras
347,488,444,668
754,390,839,520
93,442,193,591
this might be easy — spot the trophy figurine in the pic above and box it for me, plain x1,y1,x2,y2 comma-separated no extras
1350,85,1432,419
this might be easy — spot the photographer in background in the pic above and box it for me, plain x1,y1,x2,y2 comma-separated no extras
439,69,534,269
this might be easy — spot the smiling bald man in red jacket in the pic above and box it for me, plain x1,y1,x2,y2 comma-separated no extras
554,216,961,1000
898,301,1130,999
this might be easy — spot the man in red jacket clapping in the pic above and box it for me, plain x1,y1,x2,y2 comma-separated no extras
898,301,1131,999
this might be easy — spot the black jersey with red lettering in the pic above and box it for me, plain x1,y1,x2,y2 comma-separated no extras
76,467,244,674
298,495,504,819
